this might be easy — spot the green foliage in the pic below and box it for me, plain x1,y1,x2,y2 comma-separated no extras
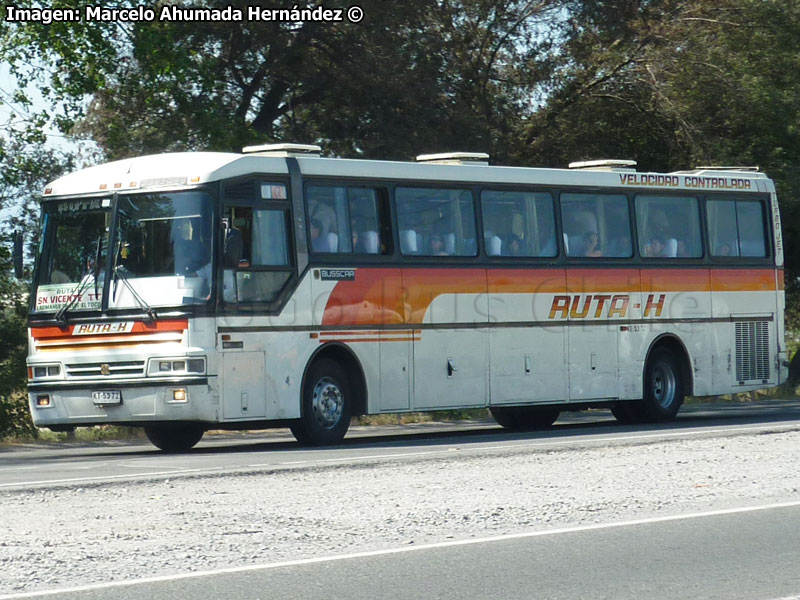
0,393,37,440
5,1,565,161
0,243,36,439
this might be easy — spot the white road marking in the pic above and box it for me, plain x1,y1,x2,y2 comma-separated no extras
3,499,800,599
1,421,799,489
0,469,207,488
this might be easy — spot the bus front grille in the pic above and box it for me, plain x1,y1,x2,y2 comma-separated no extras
65,361,146,378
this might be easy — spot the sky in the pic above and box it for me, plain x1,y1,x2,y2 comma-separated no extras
0,62,99,156
0,62,100,225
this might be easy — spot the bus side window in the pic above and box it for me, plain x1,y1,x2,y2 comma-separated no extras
561,193,631,258
707,199,767,258
306,185,390,255
636,195,701,259
396,187,477,257
480,190,556,257
737,201,767,257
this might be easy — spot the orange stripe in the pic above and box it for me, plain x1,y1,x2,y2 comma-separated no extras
322,267,780,328
566,269,641,294
319,330,384,337
709,269,776,292
320,330,420,336
640,269,711,292
488,269,565,294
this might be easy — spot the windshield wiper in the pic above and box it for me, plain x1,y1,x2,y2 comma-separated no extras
54,272,95,324
55,233,105,324
113,265,157,322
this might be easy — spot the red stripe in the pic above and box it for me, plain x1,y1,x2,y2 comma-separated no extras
31,319,188,340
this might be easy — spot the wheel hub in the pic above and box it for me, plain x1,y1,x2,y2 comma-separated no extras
311,377,344,429
652,364,676,409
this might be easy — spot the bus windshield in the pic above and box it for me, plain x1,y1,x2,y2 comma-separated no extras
33,198,111,314
32,190,214,316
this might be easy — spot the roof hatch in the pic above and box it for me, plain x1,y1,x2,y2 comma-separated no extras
242,143,322,157
415,152,490,165
568,159,637,172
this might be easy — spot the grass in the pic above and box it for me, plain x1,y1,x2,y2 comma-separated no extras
356,408,491,426
2,425,146,445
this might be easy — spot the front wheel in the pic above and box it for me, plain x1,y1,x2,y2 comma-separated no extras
144,423,205,452
291,359,352,446
490,406,560,430
611,401,642,424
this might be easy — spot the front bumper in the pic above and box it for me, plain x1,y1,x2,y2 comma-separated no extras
28,377,218,427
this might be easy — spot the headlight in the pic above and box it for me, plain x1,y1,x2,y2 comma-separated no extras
149,357,206,376
30,364,62,380
35,394,53,408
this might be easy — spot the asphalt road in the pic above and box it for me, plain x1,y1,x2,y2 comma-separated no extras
2,399,800,490
3,399,800,600
8,499,800,600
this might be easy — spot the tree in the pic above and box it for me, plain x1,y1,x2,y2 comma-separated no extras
511,0,800,313
5,1,567,160
1,6,85,436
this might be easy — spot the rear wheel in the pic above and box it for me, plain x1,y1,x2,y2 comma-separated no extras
144,423,205,452
636,348,685,422
291,359,352,445
490,406,560,430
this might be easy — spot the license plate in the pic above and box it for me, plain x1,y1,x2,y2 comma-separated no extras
92,390,122,406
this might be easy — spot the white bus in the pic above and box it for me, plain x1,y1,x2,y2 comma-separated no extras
24,145,788,451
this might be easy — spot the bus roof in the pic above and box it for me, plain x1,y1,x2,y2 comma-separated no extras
41,151,775,199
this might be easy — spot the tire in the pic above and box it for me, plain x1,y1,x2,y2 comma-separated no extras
611,401,642,424
490,406,560,430
144,423,205,452
637,348,685,422
291,358,352,445
490,406,518,429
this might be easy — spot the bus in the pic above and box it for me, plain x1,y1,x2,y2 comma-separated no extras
23,144,788,451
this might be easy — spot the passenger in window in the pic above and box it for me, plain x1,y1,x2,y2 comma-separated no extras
644,236,665,257
504,234,523,256
645,209,678,257
582,231,602,257
309,218,328,253
175,218,210,276
351,221,372,254
716,241,733,256
677,240,691,258
429,234,449,256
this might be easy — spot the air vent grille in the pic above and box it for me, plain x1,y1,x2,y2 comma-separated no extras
735,321,770,383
